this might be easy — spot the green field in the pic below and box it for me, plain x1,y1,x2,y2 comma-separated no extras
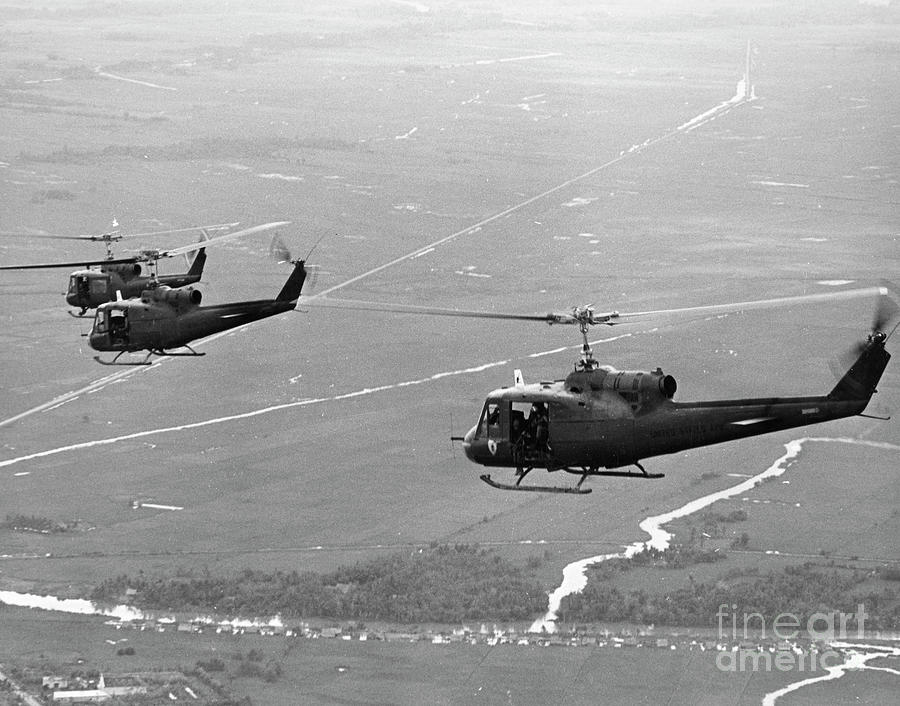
2,0,899,703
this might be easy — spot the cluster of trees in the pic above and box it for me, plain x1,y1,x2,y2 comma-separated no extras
233,650,281,683
2,513,67,534
196,658,225,673
584,545,725,583
189,665,247,704
560,562,899,630
92,544,547,623
703,509,748,524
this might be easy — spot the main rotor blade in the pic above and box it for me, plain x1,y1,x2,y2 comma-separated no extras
301,286,888,327
109,222,240,239
1,222,240,242
146,221,291,259
0,256,140,270
0,222,254,269
300,297,558,323
614,286,888,322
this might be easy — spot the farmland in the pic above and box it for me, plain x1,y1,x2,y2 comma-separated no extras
1,1,899,703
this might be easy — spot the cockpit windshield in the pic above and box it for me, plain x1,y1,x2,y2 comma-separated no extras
475,401,501,440
93,308,107,333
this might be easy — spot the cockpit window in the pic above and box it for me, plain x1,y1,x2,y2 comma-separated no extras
94,309,107,333
476,402,501,439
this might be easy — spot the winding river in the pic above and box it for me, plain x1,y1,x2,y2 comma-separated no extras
1,436,898,704
529,436,900,703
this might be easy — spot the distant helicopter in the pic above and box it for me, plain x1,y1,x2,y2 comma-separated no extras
0,221,289,316
89,253,309,366
307,287,896,494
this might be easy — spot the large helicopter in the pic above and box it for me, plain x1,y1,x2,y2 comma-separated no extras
0,221,289,315
88,252,309,365
307,287,895,494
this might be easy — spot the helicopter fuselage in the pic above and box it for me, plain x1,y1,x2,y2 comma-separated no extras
462,335,890,473
88,259,307,360
66,250,206,311
89,292,296,353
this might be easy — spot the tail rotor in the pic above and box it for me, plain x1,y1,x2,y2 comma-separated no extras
870,283,900,340
828,285,896,401
269,233,324,292
838,284,899,369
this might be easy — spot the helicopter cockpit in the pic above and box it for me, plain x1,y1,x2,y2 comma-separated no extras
66,270,108,307
91,305,130,347
471,397,551,463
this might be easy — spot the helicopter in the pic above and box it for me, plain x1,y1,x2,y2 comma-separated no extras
88,253,309,366
305,287,895,494
0,221,289,316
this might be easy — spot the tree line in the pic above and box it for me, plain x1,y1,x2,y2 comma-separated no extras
91,544,547,623
559,562,900,631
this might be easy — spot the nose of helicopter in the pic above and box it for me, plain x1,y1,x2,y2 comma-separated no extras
88,329,104,351
462,425,478,462
87,319,107,351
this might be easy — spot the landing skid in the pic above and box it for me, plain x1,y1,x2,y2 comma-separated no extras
94,351,153,366
94,345,205,365
558,461,664,481
564,469,665,480
480,474,592,495
68,310,90,318
149,346,205,358
479,462,664,495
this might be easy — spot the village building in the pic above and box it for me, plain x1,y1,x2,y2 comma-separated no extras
42,675,68,690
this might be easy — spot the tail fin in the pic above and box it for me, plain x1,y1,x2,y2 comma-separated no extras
828,333,891,401
187,248,207,277
275,260,307,303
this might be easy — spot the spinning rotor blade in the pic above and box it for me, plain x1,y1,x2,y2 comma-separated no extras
270,230,327,266
0,256,141,270
300,297,565,323
614,286,890,322
302,286,889,327
133,221,291,261
269,234,293,264
103,222,240,240
269,232,326,295
870,285,900,337
1,222,240,242
0,221,255,270
831,286,899,375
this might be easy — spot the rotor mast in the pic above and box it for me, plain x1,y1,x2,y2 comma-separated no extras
570,307,601,371
94,231,122,260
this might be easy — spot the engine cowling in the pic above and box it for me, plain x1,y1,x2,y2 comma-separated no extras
106,262,142,276
567,366,676,410
603,369,676,401
143,286,202,308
